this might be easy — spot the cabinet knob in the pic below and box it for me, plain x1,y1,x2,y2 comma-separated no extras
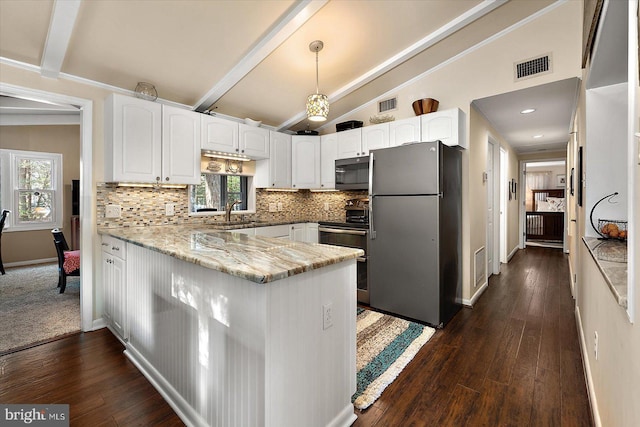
241,149,245,153
235,148,239,152
272,183,275,186
321,184,324,187
293,184,296,187
165,177,170,181
156,177,160,181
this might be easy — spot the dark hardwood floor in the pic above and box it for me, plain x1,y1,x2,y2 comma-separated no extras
0,246,592,426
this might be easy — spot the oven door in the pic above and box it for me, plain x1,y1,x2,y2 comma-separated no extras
318,226,369,304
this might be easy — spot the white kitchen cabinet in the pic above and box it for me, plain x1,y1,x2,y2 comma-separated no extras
291,135,321,189
105,93,201,184
229,228,255,236
389,116,421,147
420,108,467,149
239,124,270,159
255,131,291,188
201,115,238,153
320,133,338,189
102,235,127,342
290,223,306,242
305,223,319,243
361,123,389,154
105,93,162,183
336,128,363,159
162,105,201,185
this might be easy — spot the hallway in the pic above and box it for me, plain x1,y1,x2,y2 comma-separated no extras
354,246,593,426
0,247,592,425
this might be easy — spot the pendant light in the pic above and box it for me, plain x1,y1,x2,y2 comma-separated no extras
306,40,329,122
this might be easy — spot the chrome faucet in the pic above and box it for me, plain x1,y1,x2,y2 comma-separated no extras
225,200,241,222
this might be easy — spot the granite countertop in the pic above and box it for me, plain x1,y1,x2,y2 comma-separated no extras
99,224,363,284
583,237,628,309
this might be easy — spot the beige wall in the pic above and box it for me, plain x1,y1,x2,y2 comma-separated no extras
0,125,80,264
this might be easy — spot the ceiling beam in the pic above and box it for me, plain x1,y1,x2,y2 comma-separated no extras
277,0,508,131
194,0,328,112
41,0,82,79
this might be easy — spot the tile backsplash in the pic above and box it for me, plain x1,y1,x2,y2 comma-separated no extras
97,183,366,228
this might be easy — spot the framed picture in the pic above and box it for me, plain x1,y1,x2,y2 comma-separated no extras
557,174,566,187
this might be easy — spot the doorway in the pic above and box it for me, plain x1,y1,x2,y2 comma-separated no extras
486,137,501,276
521,159,567,249
0,82,94,333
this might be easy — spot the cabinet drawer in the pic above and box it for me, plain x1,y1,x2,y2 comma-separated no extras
101,235,126,259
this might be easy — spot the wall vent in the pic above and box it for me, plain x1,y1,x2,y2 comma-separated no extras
514,53,552,81
378,96,397,113
474,246,487,288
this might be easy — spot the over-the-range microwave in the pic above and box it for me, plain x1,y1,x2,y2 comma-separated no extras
335,156,369,190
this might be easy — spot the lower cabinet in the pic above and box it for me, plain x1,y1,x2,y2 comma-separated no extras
102,236,127,341
290,223,306,242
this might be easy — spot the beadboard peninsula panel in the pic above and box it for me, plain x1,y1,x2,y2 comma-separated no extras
125,242,357,427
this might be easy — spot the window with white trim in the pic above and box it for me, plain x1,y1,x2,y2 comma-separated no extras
0,149,63,231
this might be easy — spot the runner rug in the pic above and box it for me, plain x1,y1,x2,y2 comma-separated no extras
353,307,435,410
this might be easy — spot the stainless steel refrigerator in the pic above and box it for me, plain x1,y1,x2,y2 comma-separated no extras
368,141,461,327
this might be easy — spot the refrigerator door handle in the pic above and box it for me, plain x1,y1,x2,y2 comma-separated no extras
369,153,376,239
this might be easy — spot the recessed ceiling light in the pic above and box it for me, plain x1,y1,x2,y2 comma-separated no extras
533,134,544,139
520,108,536,114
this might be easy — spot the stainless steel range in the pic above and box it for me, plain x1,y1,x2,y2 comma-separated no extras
318,198,369,304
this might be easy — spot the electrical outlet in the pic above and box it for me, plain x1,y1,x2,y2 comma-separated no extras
324,202,330,211
323,302,333,330
269,203,277,212
277,202,283,211
594,331,599,360
105,204,121,218
165,203,175,216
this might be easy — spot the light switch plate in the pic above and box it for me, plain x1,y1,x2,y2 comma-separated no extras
269,203,277,212
165,203,175,216
277,202,283,211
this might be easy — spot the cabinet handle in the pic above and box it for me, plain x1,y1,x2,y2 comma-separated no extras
101,243,109,247
112,246,120,251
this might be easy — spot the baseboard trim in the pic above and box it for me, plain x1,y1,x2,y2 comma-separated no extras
124,345,208,427
327,404,357,427
91,318,107,331
575,305,601,427
507,246,519,261
463,280,489,307
4,257,57,268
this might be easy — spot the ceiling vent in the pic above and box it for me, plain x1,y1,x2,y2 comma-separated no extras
378,96,397,113
514,53,552,81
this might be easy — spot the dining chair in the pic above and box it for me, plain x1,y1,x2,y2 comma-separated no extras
0,210,10,275
52,228,80,293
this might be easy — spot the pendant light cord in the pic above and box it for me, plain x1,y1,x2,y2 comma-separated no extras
315,49,320,95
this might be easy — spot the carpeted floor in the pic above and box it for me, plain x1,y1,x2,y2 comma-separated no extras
0,263,80,355
353,307,435,410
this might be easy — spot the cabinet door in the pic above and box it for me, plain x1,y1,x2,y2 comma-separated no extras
106,94,162,182
389,116,421,147
102,251,113,323
239,124,270,159
361,123,389,155
162,105,201,185
201,115,238,153
336,128,363,159
111,255,127,339
291,135,320,189
320,133,338,189
305,223,319,243
270,131,292,188
290,224,306,242
421,108,466,148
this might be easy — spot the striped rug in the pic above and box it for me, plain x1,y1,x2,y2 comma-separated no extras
353,308,435,410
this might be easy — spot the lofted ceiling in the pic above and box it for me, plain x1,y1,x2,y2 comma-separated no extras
0,0,576,151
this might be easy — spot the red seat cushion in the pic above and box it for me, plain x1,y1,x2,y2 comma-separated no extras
63,250,80,274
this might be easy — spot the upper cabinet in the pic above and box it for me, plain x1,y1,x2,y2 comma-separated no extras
320,133,338,189
389,116,421,147
201,115,238,153
201,116,270,159
255,131,292,188
420,108,467,149
104,93,200,184
362,123,390,154
239,124,270,159
337,128,363,159
162,105,201,185
292,135,320,189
